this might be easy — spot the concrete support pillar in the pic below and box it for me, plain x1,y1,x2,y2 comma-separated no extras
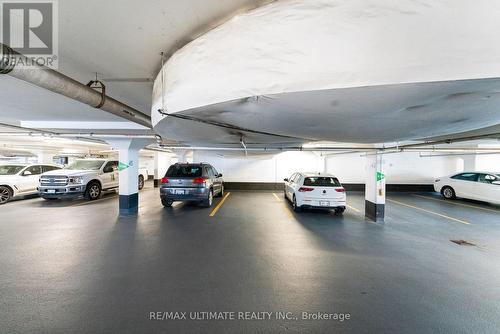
462,155,477,171
153,151,171,188
36,150,57,164
106,138,151,215
365,153,385,223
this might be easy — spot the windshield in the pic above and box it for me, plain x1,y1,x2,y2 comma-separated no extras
0,165,25,175
67,160,105,171
165,165,203,178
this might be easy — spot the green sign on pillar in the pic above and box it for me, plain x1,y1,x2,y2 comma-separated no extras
118,162,130,172
376,172,385,182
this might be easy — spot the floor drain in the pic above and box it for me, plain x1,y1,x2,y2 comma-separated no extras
451,240,476,246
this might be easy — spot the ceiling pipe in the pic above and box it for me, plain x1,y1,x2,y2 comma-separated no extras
0,44,152,128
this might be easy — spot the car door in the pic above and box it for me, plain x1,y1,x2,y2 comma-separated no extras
17,165,43,194
450,173,479,199
477,174,500,204
290,173,301,197
101,161,118,189
285,173,296,199
211,166,222,194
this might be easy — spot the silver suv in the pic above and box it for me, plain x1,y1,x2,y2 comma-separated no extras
160,163,224,208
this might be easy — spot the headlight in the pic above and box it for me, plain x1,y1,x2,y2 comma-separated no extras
69,177,84,184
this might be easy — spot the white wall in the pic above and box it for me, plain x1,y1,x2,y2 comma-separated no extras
193,150,463,184
327,152,462,184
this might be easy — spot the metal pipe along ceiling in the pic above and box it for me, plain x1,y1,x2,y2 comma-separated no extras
0,44,152,128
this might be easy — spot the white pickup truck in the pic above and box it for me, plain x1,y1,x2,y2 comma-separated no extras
38,159,148,201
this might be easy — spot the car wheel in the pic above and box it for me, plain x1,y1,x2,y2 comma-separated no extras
0,186,12,205
335,207,346,215
162,199,173,207
292,195,301,212
441,186,456,200
138,175,145,190
202,189,214,207
85,182,102,201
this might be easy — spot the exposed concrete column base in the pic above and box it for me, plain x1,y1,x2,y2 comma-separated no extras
119,193,139,215
365,201,385,223
365,153,386,224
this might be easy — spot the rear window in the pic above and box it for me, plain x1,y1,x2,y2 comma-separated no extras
166,165,203,178
303,177,341,187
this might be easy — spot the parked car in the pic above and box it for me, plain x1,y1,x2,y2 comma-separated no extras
434,172,500,204
159,163,224,208
38,159,148,201
284,172,347,214
0,163,62,204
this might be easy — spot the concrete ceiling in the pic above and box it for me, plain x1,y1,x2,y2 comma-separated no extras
0,0,270,124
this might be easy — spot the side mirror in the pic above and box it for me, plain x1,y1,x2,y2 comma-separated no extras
284,178,288,182
492,181,500,185
23,170,32,176
218,173,223,177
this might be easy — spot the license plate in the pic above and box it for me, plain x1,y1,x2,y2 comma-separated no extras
174,189,185,195
319,201,330,206
47,189,56,194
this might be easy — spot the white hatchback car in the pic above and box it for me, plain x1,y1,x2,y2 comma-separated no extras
284,172,347,213
0,163,62,204
434,172,500,205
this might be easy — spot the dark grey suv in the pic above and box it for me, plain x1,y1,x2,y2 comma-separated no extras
160,163,224,208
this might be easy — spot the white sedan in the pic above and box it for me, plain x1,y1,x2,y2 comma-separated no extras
284,172,347,214
434,172,500,205
0,163,62,204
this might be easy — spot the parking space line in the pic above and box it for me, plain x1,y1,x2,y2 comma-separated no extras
272,193,282,202
209,192,231,217
412,194,500,214
387,198,470,225
346,204,361,213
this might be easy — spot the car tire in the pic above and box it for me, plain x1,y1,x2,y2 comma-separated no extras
0,186,12,205
85,182,102,201
441,186,456,200
335,207,346,215
292,195,301,212
138,175,145,191
162,199,173,207
202,189,214,207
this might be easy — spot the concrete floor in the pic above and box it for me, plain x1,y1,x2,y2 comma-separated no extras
1,183,500,334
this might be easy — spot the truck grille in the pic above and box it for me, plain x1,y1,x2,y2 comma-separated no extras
40,176,68,186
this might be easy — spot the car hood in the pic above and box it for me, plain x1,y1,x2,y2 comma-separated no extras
0,174,17,181
41,169,99,177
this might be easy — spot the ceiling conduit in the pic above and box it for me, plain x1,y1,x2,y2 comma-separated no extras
0,44,152,128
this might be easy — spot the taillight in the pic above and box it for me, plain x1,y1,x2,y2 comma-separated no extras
160,177,169,184
335,188,346,193
192,178,206,185
298,187,314,192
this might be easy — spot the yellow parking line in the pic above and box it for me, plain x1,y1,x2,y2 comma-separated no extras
412,194,500,214
209,192,231,217
272,193,282,202
346,204,361,213
387,198,469,225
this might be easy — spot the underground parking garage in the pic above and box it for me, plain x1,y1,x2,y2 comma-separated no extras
1,0,500,333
